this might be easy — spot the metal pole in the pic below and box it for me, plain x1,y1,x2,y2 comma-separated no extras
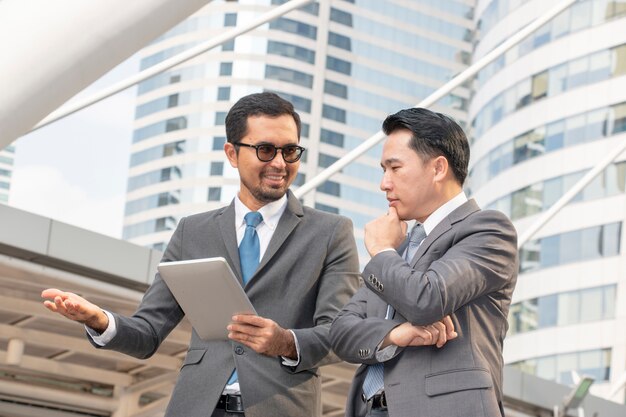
31,0,315,132
517,139,626,248
294,0,577,199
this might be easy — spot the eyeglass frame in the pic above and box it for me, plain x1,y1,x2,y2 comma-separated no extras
234,142,306,163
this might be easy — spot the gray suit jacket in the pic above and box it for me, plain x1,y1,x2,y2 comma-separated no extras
330,200,518,417
94,191,360,417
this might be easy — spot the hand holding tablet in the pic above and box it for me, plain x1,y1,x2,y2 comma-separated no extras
158,257,256,340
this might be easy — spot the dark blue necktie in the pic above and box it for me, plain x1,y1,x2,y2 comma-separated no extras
228,211,263,386
362,223,426,399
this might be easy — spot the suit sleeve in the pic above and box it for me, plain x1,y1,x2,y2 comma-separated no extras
330,286,403,365
363,211,518,325
89,218,187,359
287,216,360,372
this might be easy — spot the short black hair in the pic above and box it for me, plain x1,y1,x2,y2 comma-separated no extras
225,92,301,144
382,107,470,185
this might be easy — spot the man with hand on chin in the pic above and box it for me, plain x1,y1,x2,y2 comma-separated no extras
42,92,361,417
330,107,518,417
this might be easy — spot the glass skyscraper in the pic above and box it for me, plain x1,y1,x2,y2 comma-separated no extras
122,0,474,265
469,0,626,401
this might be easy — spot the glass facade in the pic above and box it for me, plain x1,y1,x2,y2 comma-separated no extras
472,43,626,139
472,2,626,395
485,161,626,220
124,0,473,252
509,285,616,335
510,348,612,385
469,101,626,191
519,222,621,273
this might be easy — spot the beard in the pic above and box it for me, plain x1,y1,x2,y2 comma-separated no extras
243,167,293,203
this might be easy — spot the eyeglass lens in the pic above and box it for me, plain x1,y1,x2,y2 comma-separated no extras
257,145,301,162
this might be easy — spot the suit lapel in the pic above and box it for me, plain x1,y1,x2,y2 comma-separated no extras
217,201,243,283
409,199,480,266
248,190,303,286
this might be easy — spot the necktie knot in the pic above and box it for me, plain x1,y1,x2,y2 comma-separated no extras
244,211,263,228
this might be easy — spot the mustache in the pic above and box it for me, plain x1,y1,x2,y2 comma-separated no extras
262,169,288,175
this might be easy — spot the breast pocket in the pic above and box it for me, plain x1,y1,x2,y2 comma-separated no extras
425,367,492,396
424,368,501,417
181,349,206,369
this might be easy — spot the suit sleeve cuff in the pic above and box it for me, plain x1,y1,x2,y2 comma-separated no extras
86,310,117,346
375,343,398,362
281,329,301,366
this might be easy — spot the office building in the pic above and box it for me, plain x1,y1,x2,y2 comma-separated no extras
469,0,626,402
122,0,473,263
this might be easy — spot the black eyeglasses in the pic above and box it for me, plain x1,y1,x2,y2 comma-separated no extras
235,142,306,163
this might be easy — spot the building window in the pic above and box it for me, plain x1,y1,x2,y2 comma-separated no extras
326,56,351,75
320,129,345,147
210,162,224,176
215,112,227,125
269,18,317,39
293,172,305,186
266,90,312,113
224,13,237,27
509,285,616,335
222,40,235,51
510,349,611,385
317,181,340,197
323,105,346,123
330,8,352,26
217,86,231,101
213,136,226,150
220,62,233,76
267,41,315,64
165,116,187,132
328,32,351,51
324,80,348,98
208,187,222,201
318,153,339,168
315,203,339,214
520,222,621,273
265,65,313,88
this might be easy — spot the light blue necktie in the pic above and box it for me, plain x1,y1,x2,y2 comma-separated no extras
362,223,426,399
227,211,263,386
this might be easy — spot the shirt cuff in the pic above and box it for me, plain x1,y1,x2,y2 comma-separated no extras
375,343,398,362
85,310,117,346
280,330,301,366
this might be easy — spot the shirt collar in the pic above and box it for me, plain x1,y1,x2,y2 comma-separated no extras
234,194,288,231
421,191,468,236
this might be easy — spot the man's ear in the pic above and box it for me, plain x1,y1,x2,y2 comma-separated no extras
433,155,449,182
225,142,238,168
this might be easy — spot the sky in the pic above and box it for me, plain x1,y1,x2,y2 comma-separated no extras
9,56,140,239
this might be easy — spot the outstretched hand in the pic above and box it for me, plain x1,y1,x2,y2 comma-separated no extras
41,288,109,332
228,314,297,359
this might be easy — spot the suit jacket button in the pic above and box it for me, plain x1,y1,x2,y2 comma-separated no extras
379,283,384,292
235,346,244,355
368,274,374,283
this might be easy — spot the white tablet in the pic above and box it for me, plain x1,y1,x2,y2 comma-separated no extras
158,257,256,340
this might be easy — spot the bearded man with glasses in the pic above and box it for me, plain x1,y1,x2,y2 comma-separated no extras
41,92,362,417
